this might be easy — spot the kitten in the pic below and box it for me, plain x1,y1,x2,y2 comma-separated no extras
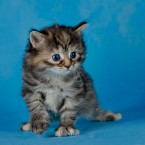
21,22,122,137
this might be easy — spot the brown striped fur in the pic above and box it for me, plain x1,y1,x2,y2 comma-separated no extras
21,22,122,136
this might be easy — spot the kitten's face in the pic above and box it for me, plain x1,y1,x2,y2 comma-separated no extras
28,22,87,76
44,45,84,75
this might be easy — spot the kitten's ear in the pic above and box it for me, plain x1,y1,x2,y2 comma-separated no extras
73,22,87,33
30,31,46,48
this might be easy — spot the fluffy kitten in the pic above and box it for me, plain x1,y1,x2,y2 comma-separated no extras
21,22,122,137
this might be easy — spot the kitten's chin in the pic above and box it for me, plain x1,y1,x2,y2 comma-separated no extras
49,68,74,76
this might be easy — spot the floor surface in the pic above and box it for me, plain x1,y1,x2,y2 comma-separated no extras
0,106,144,145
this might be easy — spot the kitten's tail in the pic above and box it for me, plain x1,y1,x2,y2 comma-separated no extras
95,107,122,121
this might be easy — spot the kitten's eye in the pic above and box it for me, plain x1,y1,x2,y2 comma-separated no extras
70,51,76,59
52,54,60,61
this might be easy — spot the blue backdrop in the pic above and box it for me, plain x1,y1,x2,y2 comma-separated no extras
0,0,145,145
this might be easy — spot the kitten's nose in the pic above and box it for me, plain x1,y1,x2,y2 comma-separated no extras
63,56,71,69
64,65,71,69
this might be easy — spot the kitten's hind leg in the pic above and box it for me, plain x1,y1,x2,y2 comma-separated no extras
20,121,31,131
95,107,122,122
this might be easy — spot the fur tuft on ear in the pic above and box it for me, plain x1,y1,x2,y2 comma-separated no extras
73,21,87,33
30,31,46,48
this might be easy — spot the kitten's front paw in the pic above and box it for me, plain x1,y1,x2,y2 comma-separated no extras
55,126,79,137
31,115,49,134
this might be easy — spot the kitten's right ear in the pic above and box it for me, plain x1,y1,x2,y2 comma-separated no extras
73,21,87,33
30,31,46,48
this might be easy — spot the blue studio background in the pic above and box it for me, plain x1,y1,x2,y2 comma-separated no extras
0,0,145,145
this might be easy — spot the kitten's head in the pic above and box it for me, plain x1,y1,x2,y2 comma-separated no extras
27,22,87,76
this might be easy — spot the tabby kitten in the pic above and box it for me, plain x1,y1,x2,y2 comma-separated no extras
21,22,122,137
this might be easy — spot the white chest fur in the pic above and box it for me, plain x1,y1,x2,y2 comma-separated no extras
37,77,81,113
46,92,62,112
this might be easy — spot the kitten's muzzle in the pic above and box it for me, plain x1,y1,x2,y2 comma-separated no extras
64,65,71,69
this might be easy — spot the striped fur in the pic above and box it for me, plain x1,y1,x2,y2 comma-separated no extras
21,22,122,136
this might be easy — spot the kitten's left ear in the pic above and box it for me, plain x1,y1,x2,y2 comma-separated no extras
73,22,87,33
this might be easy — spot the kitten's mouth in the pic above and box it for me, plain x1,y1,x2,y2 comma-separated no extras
49,67,72,75
49,64,79,76
60,68,71,73
58,66,72,72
